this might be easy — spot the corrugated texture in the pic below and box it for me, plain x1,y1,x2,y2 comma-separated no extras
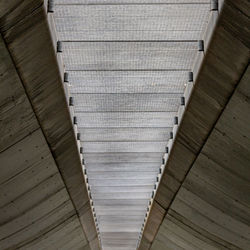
56,0,209,4
76,112,175,128
68,71,187,94
78,128,172,141
83,152,164,164
62,42,197,70
54,3,210,40
73,93,182,112
53,1,210,249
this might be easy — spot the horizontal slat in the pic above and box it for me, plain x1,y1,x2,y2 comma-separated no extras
99,222,143,228
89,178,156,187
99,215,145,222
83,152,163,163
79,127,171,142
95,205,147,211
101,239,138,248
73,93,182,112
82,141,166,153
100,232,140,241
96,209,147,216
99,224,142,233
62,42,197,70
92,192,152,199
93,199,149,206
87,163,160,172
91,185,154,193
88,171,158,179
55,0,210,4
54,4,209,40
77,112,176,127
102,247,137,250
68,71,187,94
54,4,209,18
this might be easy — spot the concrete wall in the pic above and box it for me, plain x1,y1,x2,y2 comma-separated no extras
139,0,250,249
0,1,100,249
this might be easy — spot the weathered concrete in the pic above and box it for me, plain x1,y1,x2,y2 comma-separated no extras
1,0,249,249
151,64,250,250
0,1,99,249
139,0,250,249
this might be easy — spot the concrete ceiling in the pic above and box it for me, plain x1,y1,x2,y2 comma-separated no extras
0,1,99,249
0,30,89,250
0,1,249,250
151,65,250,250
139,1,250,249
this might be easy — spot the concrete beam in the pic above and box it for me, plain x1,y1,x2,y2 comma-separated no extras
0,1,100,249
139,0,250,249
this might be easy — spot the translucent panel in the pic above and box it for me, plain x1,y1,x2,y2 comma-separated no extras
87,163,160,172
88,171,159,179
99,224,142,233
78,128,172,141
59,30,205,41
92,192,152,199
81,141,166,153
97,209,147,216
103,244,138,250
54,4,210,40
100,238,139,244
93,199,150,206
89,178,156,186
73,93,182,112
98,211,146,215
62,42,197,70
55,0,209,4
91,185,155,193
103,247,138,250
101,239,138,247
77,112,176,128
69,71,187,94
83,152,163,163
100,215,145,222
96,206,147,212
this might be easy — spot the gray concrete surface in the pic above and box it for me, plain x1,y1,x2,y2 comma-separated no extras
0,1,99,249
139,1,250,249
0,0,249,250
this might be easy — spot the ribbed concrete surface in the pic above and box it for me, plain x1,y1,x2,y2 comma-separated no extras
0,1,99,249
139,1,250,249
